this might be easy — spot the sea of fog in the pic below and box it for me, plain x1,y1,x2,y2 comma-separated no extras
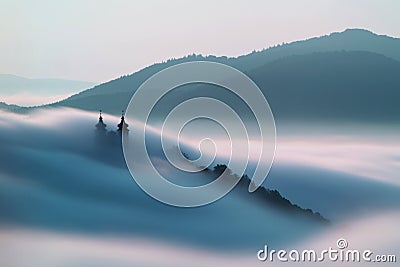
0,108,399,266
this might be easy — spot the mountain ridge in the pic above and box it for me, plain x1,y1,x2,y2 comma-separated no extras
2,28,399,121
48,50,400,123
55,28,400,104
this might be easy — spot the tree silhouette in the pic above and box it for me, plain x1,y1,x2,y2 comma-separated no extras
211,164,329,223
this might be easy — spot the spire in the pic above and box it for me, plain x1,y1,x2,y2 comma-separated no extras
99,109,104,122
95,109,107,132
117,110,129,133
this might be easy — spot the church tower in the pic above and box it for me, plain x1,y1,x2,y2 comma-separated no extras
117,110,129,134
95,110,107,133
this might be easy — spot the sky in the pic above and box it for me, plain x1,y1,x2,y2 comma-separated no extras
1,0,400,83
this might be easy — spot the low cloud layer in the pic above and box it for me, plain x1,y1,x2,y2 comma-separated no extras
0,108,399,266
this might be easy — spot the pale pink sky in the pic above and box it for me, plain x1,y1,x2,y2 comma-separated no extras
1,0,400,83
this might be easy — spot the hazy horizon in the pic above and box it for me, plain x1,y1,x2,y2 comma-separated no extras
0,74,96,106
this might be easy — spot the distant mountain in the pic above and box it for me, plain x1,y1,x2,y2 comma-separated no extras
234,28,400,71
0,101,28,113
249,50,400,122
24,29,400,122
0,74,96,106
52,51,400,123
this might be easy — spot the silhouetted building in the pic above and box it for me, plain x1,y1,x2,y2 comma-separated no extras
117,110,129,135
95,110,107,133
94,109,129,147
